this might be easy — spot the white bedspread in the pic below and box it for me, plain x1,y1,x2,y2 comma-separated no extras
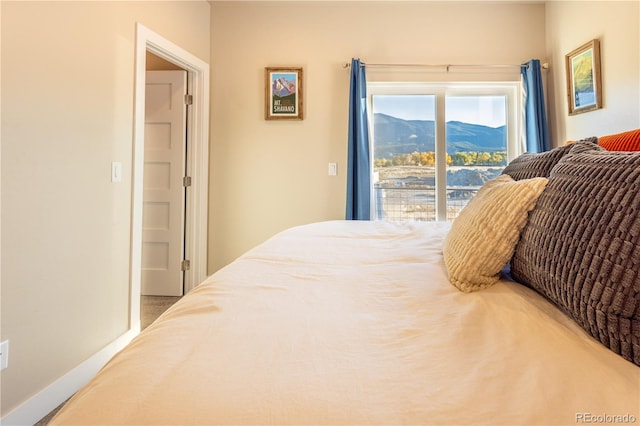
53,221,640,425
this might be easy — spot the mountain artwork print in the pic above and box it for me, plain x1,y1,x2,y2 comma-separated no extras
265,67,303,120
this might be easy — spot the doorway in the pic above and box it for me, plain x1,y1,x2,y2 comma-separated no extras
131,23,210,331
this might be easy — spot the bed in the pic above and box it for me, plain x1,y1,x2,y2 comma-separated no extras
52,135,640,425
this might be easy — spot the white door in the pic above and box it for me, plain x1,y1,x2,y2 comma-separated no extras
142,70,187,296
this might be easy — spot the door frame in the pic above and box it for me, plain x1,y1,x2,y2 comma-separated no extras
131,23,210,330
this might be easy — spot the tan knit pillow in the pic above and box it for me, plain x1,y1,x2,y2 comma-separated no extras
443,174,548,293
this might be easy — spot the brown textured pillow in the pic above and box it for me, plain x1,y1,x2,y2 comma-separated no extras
511,141,640,365
501,137,597,180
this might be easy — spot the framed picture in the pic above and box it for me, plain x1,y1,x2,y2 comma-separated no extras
265,67,303,120
565,39,602,115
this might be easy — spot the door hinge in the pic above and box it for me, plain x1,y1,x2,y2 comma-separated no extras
185,94,193,105
183,176,192,187
181,259,191,271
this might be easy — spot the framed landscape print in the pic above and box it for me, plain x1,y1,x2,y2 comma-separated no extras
265,67,303,120
565,39,602,115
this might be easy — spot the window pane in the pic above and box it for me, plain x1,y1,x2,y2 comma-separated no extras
372,95,436,221
445,96,507,220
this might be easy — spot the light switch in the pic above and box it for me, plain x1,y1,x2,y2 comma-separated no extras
1,340,8,371
111,162,122,183
328,163,337,176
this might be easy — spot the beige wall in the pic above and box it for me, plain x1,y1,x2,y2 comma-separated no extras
6,0,636,420
209,1,546,271
0,0,210,417
545,1,640,144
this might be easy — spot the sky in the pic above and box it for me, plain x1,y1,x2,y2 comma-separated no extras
372,95,507,128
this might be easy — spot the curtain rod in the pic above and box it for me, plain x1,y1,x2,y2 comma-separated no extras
342,62,549,71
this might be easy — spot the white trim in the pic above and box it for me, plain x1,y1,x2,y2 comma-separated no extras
132,23,210,310
0,24,210,426
0,330,136,426
435,95,447,221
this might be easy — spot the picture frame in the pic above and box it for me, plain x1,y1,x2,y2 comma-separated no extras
265,67,303,120
565,39,602,115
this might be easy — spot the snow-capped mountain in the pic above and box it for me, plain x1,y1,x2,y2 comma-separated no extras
272,77,296,97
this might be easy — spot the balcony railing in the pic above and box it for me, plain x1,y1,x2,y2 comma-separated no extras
374,184,479,222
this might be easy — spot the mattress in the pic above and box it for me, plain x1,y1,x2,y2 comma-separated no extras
52,220,640,425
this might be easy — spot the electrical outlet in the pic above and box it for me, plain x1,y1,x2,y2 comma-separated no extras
1,340,8,371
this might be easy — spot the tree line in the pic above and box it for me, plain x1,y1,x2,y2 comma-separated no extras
374,151,507,167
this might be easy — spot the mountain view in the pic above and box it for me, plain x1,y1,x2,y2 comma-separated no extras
373,113,506,158
372,112,507,221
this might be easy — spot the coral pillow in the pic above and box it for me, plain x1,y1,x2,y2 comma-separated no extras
443,175,548,293
599,128,640,151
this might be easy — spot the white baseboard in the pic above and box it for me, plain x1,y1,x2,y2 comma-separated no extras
1,327,138,426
